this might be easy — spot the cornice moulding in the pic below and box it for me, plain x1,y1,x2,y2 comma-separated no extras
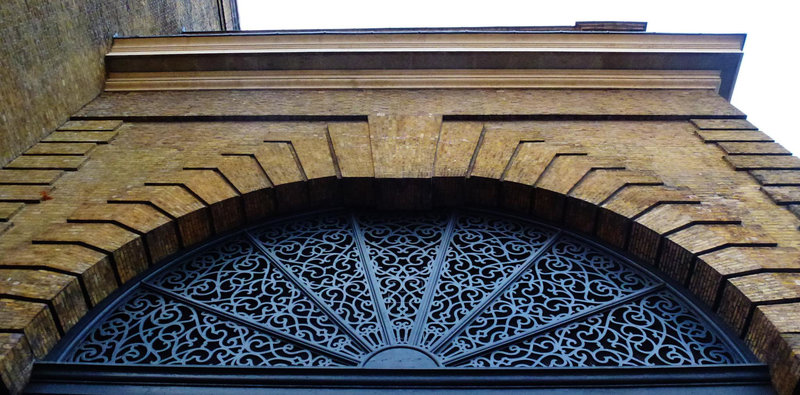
109,33,745,55
105,32,744,99
104,69,722,92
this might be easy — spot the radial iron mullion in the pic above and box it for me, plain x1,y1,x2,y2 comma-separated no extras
442,284,666,366
57,210,751,371
429,230,563,353
245,231,373,353
141,282,361,365
409,211,458,346
349,213,395,345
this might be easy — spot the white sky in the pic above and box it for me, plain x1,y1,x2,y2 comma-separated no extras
237,0,800,154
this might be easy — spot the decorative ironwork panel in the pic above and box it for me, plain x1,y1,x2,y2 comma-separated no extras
419,214,557,348
61,209,748,370
355,212,450,344
69,291,342,367
457,291,737,368
250,214,385,347
437,237,658,359
149,236,365,358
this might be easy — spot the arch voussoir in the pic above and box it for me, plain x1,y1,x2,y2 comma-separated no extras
2,121,800,394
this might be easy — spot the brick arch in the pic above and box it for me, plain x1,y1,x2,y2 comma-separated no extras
1,117,798,394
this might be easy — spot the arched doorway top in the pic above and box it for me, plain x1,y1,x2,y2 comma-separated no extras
49,209,754,370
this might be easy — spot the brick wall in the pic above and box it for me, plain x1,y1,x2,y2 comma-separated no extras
2,88,800,393
0,0,227,167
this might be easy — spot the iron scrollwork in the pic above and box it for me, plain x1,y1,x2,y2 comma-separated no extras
71,291,342,367
64,210,745,368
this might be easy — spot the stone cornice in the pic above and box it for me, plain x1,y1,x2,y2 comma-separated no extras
104,69,722,92
109,32,744,54
105,31,744,99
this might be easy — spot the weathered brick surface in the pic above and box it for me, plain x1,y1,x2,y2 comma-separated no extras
369,115,442,179
41,131,118,144
719,273,800,336
0,269,86,334
147,170,243,234
695,130,773,142
503,146,583,185
500,144,584,213
68,203,178,264
0,93,799,393
434,122,483,178
773,334,800,395
699,118,800,223
725,155,800,170
0,170,63,185
24,143,96,156
0,185,54,203
229,144,304,187
186,156,270,195
660,224,776,285
109,185,211,248
568,169,661,205
272,126,337,182
748,303,800,360
536,156,624,194
57,120,122,131
763,186,800,205
33,223,148,284
184,155,273,222
628,203,739,265
634,203,737,236
0,0,225,166
533,155,623,223
690,118,757,130
4,156,88,171
601,186,700,219
226,144,310,213
751,170,800,186
717,142,791,155
328,122,374,178
689,247,800,308
471,124,544,181
78,89,744,118
0,333,32,395
0,203,24,222
746,304,800,394
0,299,58,359
0,244,116,306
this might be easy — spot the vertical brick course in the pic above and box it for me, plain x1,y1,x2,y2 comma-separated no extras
0,299,58,359
109,185,212,248
689,247,800,308
720,273,800,336
0,333,32,394
0,269,86,334
746,304,800,394
0,244,116,307
33,223,148,284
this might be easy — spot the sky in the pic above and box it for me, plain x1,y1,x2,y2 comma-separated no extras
236,0,800,154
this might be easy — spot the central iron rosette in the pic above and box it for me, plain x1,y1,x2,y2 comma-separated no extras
64,210,742,368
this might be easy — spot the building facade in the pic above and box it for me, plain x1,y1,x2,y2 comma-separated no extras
1,21,800,394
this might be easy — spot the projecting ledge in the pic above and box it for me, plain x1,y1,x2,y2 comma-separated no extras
104,69,722,92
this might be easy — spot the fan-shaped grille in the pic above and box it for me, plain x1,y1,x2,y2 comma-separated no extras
64,210,743,367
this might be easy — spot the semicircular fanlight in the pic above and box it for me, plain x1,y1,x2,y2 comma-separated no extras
60,210,746,368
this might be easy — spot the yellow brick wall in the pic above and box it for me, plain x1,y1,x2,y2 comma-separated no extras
1,89,800,393
0,0,227,167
